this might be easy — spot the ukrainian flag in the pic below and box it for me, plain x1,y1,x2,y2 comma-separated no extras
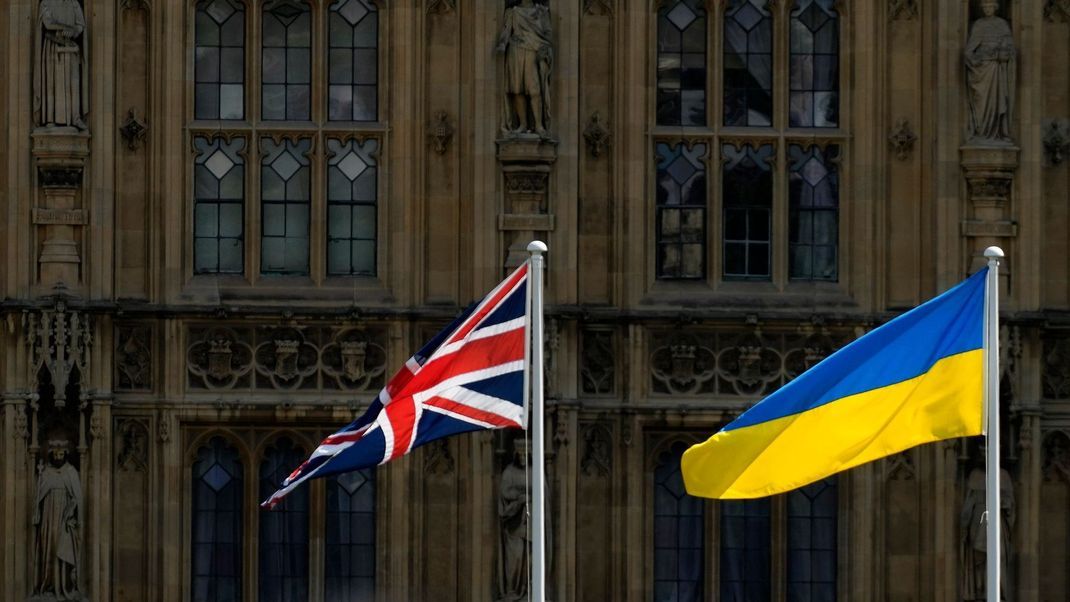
682,268,988,499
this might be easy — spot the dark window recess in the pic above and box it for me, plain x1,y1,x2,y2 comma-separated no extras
722,143,774,280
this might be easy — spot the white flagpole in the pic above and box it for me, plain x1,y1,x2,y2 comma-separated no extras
527,240,548,602
983,245,1003,602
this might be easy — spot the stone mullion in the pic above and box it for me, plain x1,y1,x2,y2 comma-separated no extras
87,398,114,602
2,397,32,601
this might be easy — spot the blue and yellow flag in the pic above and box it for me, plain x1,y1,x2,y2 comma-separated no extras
682,268,988,499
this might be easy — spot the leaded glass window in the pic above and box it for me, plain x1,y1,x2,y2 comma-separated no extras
325,469,376,602
328,0,378,122
192,437,244,601
787,478,838,602
195,0,245,120
720,498,771,602
655,142,707,280
262,0,311,121
259,438,310,602
724,0,772,127
261,138,311,275
327,138,378,276
789,144,839,281
722,143,773,280
657,0,707,127
789,0,839,128
653,441,704,602
194,136,245,274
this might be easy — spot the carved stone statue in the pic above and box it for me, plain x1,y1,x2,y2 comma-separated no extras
496,0,553,139
964,0,1015,144
497,438,529,602
960,462,1014,601
34,0,89,130
32,437,84,602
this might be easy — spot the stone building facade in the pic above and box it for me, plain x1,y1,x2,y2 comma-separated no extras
1,0,1069,601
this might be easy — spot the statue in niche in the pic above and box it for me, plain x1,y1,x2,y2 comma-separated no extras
964,0,1016,144
960,457,1014,601
33,0,89,130
31,436,84,602
496,0,553,139
498,437,531,602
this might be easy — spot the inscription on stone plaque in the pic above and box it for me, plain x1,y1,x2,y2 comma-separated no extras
32,208,86,225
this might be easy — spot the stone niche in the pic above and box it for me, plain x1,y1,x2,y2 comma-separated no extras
32,130,90,295
496,136,557,270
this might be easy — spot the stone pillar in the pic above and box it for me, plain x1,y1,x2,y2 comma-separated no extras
496,137,557,270
960,145,1019,281
31,131,90,294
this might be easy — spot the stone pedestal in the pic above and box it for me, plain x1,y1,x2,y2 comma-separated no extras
960,144,1018,277
496,136,557,269
32,130,90,294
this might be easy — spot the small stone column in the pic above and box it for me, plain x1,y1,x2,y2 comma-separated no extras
32,131,90,293
496,137,557,270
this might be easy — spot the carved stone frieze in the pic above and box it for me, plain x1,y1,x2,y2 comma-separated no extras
115,324,152,390
580,328,615,396
580,423,611,477
889,0,918,20
1044,0,1070,22
1042,118,1070,166
584,0,613,15
965,169,1013,205
186,323,387,392
888,119,917,160
119,109,148,151
39,166,82,188
427,0,455,13
427,110,454,154
885,450,916,481
650,327,851,397
504,172,549,195
423,438,455,475
1043,431,1070,482
1042,335,1070,399
24,301,93,407
116,419,149,472
582,111,611,158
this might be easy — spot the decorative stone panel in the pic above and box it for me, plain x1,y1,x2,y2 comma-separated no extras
580,328,615,396
649,327,847,397
1043,334,1070,399
186,323,387,392
115,324,153,391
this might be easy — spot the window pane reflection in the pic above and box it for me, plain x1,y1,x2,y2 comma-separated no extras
195,0,245,120
328,0,378,122
657,0,707,126
261,138,312,275
787,477,838,602
789,0,839,127
720,498,771,602
193,136,245,274
788,144,839,281
326,138,378,276
724,0,773,127
656,142,707,279
262,0,311,121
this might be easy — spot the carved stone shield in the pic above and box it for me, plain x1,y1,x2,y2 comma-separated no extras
669,344,696,386
207,339,233,380
340,340,368,382
273,340,300,381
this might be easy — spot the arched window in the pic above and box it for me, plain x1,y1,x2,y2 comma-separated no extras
258,437,310,602
720,498,771,601
191,436,244,601
262,0,312,121
194,0,245,120
653,441,704,602
787,477,838,601
325,469,376,601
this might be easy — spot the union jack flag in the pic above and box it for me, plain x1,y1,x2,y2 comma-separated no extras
262,264,530,509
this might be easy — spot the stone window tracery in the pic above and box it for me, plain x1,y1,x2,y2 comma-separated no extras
189,0,382,280
653,0,845,284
